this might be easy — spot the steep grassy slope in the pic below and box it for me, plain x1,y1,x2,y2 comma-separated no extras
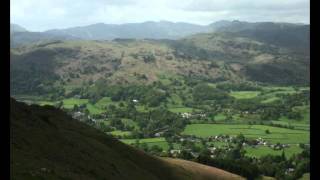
10,98,243,180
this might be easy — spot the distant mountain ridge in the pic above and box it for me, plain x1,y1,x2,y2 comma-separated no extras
210,21,310,53
45,21,210,40
11,24,28,33
11,20,309,50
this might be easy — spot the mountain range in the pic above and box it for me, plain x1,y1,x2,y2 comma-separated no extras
10,21,310,97
11,20,309,52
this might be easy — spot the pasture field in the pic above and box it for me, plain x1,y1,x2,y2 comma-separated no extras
62,98,89,109
214,114,227,121
95,97,114,108
121,137,166,144
271,120,309,131
168,94,183,106
258,86,304,103
62,84,81,94
293,105,310,122
121,118,139,129
136,105,152,112
183,124,309,144
110,130,131,136
245,145,303,158
121,138,182,150
207,141,228,147
86,103,104,114
229,91,260,99
36,100,56,106
260,97,279,104
101,120,110,126
299,173,310,180
262,86,295,91
169,107,194,113
13,95,45,101
121,137,169,149
61,98,106,114
13,95,56,106
167,94,199,113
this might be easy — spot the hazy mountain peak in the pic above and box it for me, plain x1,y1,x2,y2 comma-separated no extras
11,23,28,32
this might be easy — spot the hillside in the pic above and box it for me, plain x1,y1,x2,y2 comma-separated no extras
210,20,310,53
10,24,27,33
10,32,78,48
10,29,309,97
169,32,309,84
10,98,243,180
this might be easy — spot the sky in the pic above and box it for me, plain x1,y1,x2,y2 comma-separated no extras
11,0,310,32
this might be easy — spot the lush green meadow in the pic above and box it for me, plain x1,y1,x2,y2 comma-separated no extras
95,97,114,108
62,98,89,109
110,130,132,136
299,173,310,180
245,145,303,158
230,91,260,99
168,107,194,113
182,124,309,144
14,84,310,163
183,123,308,158
121,137,169,149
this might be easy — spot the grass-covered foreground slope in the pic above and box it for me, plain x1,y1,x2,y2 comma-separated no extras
10,98,243,180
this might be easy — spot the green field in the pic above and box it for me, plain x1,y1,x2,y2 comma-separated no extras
214,113,227,121
121,137,183,150
62,98,89,109
86,103,104,114
168,107,194,113
245,145,303,158
122,118,139,129
207,141,228,147
230,91,260,99
13,95,57,106
95,97,114,108
61,98,106,114
37,101,56,106
271,120,309,131
121,137,169,149
110,130,132,136
261,97,279,104
299,173,310,180
121,137,166,144
259,86,300,104
183,124,309,144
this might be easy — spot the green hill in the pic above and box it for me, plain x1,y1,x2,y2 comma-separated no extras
10,30,309,96
10,98,243,180
210,20,310,53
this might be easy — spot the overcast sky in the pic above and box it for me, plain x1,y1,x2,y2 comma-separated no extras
11,0,310,32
